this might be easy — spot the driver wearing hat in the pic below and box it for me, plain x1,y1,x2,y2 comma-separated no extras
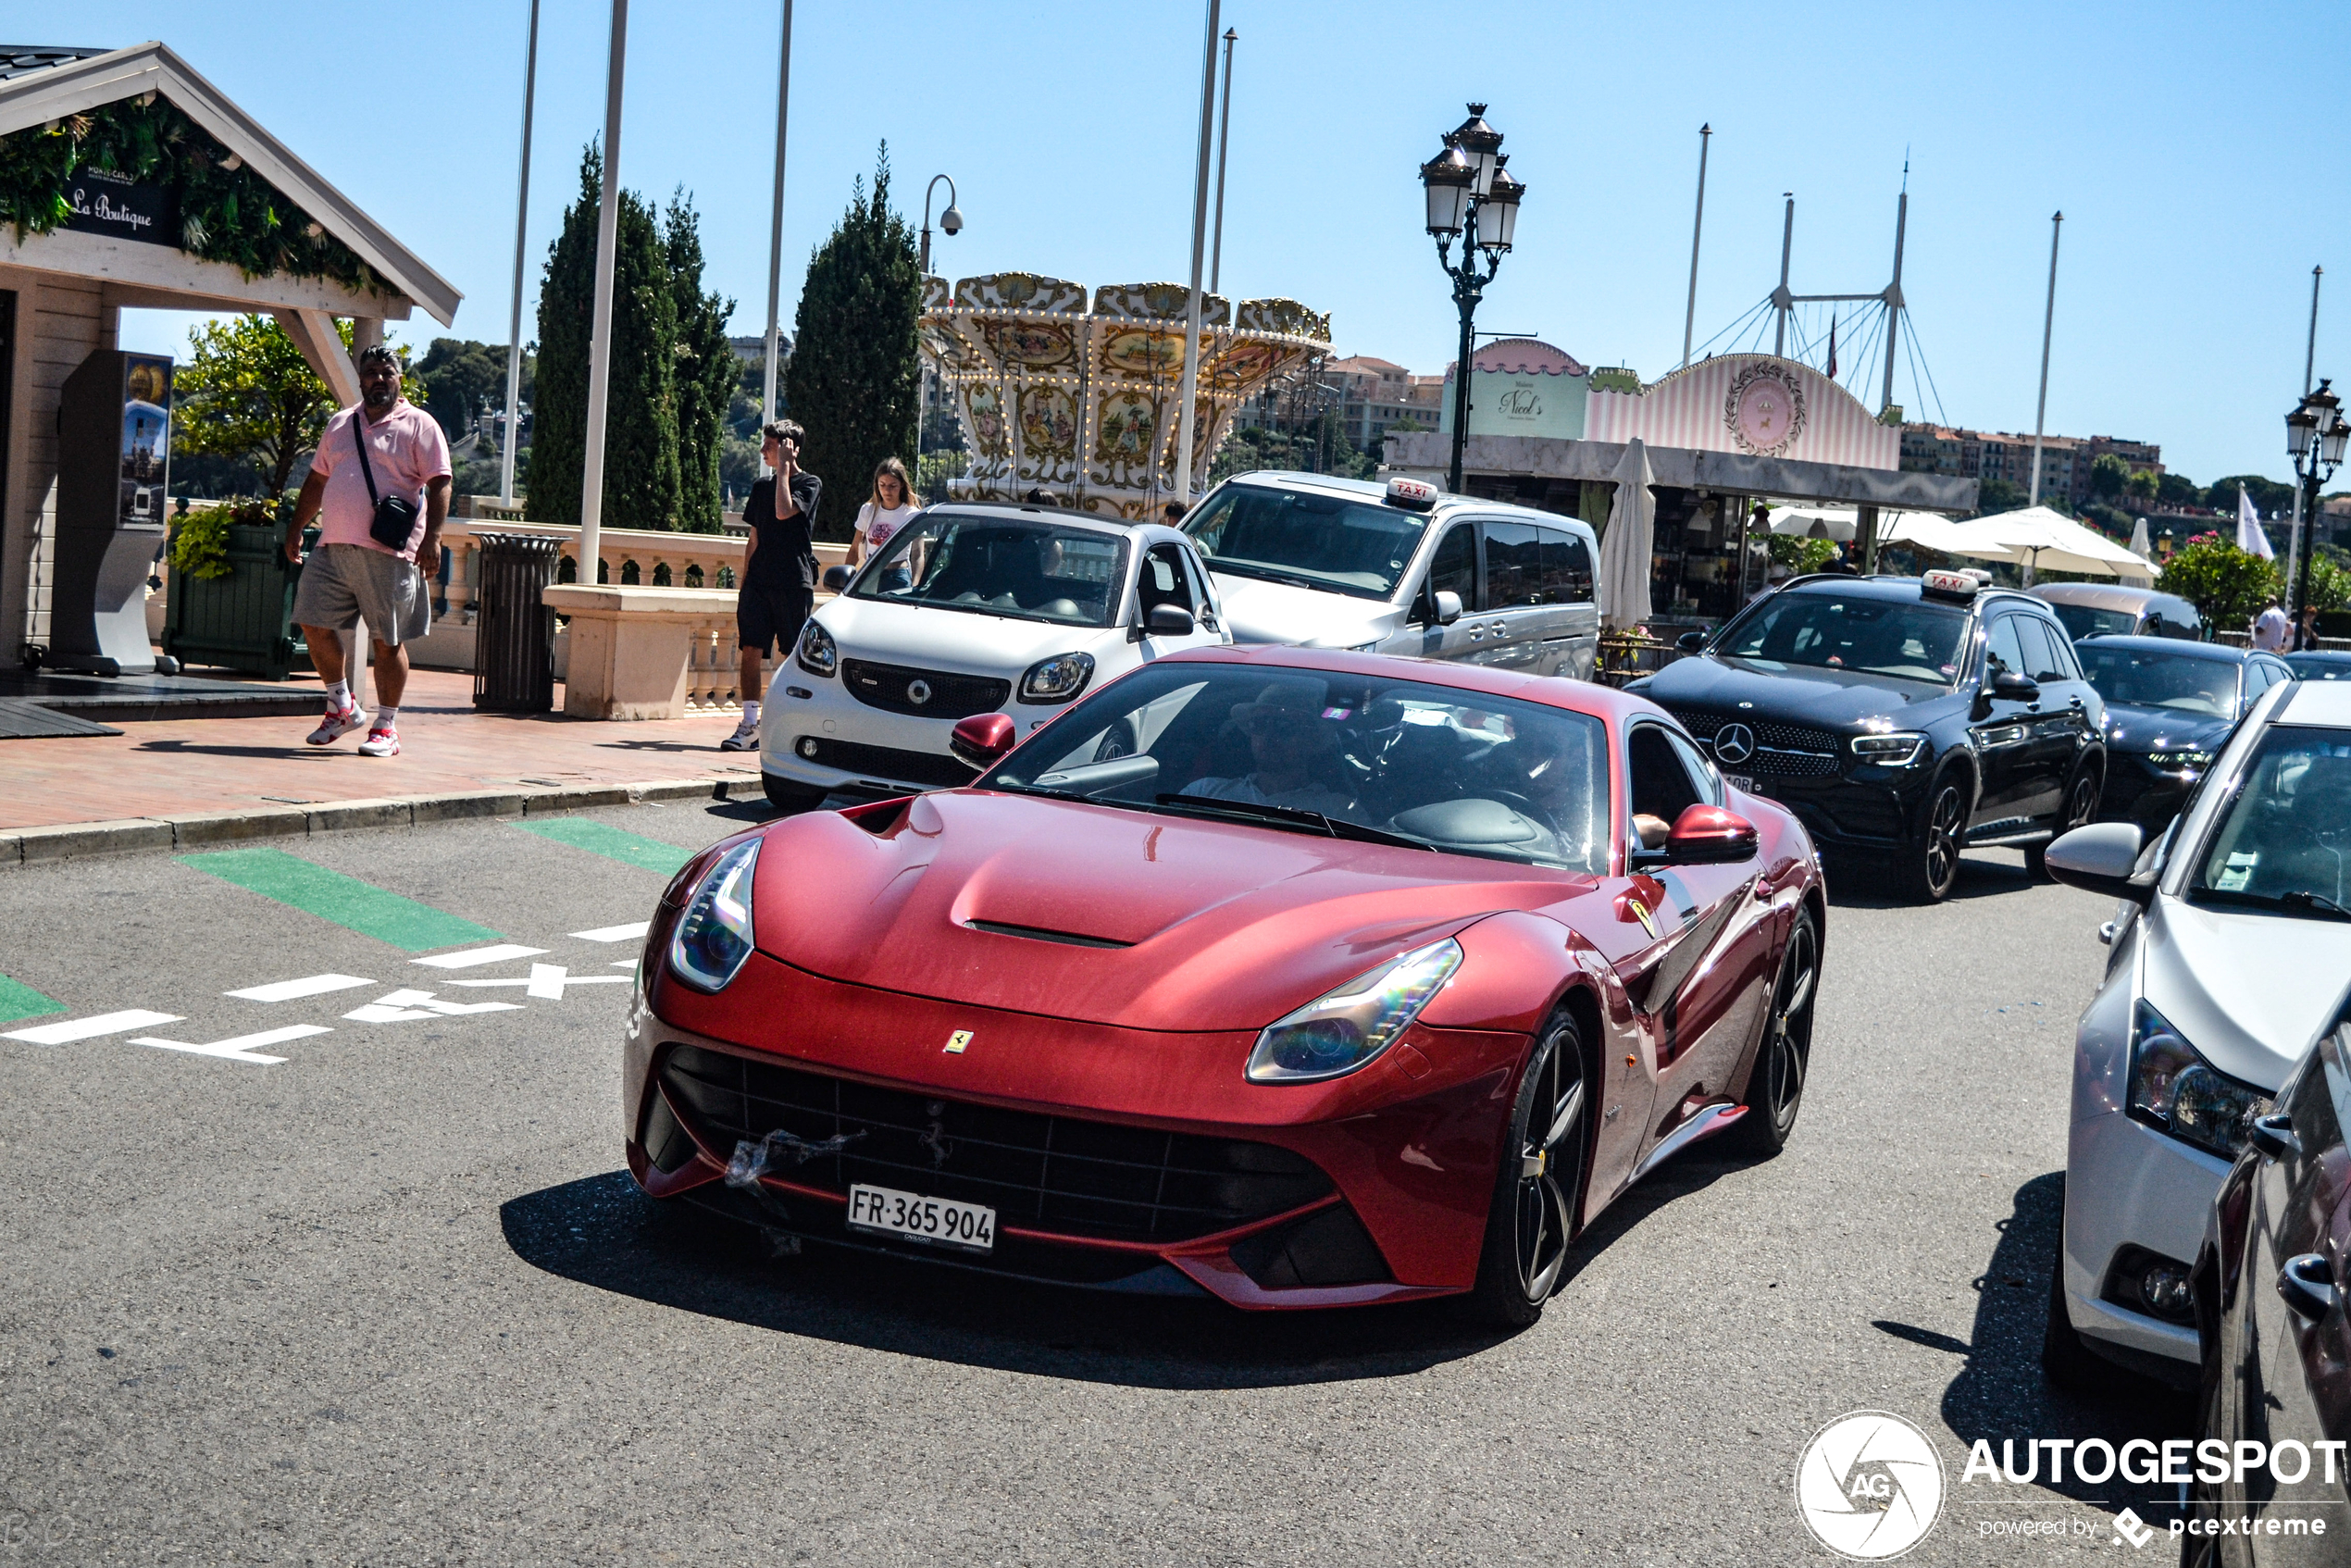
1186,678,1356,816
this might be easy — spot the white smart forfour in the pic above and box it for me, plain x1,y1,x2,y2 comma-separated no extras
757,504,1227,810
2041,676,2351,1388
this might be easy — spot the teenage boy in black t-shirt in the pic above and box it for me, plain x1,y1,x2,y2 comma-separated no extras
722,420,823,752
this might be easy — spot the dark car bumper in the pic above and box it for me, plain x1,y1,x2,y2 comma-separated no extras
2097,751,2206,834
624,950,1526,1310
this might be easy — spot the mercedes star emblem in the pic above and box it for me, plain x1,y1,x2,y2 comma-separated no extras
906,679,932,706
1713,722,1756,765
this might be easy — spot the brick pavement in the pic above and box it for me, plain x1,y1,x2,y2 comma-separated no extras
0,668,753,830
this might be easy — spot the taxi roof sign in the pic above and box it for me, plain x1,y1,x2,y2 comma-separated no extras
1921,567,1989,603
1385,475,1441,511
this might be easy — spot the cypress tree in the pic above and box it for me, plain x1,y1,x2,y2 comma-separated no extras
785,143,921,543
665,190,737,535
525,143,682,532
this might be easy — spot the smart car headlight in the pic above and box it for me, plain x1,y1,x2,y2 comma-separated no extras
1850,731,1928,766
1246,938,1462,1084
667,839,760,992
795,621,838,678
1018,652,1095,703
2125,999,2270,1160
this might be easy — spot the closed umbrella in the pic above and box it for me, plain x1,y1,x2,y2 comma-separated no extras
2125,516,2155,586
1598,438,1655,631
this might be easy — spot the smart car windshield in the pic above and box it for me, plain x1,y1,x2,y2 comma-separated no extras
850,514,1128,628
1181,483,1428,600
1714,591,1967,684
2190,727,2351,918
981,662,1611,873
2078,644,2240,717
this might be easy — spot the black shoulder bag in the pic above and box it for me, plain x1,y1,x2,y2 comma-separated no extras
350,415,421,554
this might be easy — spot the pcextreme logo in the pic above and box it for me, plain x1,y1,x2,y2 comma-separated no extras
1795,1411,1947,1560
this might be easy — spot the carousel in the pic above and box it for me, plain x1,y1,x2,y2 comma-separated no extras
920,273,1331,518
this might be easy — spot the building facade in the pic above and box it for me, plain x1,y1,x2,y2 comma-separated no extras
1899,422,2162,507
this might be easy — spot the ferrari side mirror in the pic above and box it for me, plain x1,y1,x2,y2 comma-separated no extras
1664,803,1758,865
950,713,1017,772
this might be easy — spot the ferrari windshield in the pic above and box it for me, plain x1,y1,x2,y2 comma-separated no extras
849,514,1128,628
1715,591,1967,684
2078,644,2241,717
1181,483,1429,600
981,662,1611,873
2190,727,2351,917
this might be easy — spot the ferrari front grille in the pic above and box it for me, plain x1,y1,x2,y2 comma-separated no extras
657,1044,1332,1242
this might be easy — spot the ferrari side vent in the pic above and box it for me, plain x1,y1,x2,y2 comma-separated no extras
964,920,1135,950
1228,1204,1393,1289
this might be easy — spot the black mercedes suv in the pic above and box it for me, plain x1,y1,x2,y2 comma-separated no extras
1626,571,2106,902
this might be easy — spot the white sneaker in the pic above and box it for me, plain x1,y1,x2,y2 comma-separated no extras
719,715,761,753
357,723,400,758
306,702,364,746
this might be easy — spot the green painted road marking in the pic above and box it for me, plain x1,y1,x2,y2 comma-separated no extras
180,848,501,952
0,975,65,1025
510,818,693,875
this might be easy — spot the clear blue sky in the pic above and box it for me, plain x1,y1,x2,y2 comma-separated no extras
71,0,2349,488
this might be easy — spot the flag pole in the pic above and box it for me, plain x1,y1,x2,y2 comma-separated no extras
2027,210,2063,508
1173,0,1221,507
761,0,795,449
498,0,540,508
578,0,628,587
2285,265,2321,608
1678,124,1709,371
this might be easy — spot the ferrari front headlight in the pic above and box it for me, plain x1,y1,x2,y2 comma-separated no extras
667,839,760,992
2125,999,2270,1160
1246,938,1462,1084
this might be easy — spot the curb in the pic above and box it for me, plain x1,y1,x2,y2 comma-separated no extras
0,774,760,867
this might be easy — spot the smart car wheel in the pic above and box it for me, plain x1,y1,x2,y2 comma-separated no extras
762,773,828,814
1895,768,1969,903
1734,910,1818,1156
2025,763,2101,880
1464,1009,1589,1327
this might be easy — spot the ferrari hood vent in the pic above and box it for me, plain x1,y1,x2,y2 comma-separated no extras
965,919,1136,951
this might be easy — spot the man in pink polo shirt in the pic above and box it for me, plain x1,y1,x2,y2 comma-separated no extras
282,345,452,757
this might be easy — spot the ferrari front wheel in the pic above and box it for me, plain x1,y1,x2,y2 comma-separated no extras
1464,1009,1589,1327
1734,908,1818,1157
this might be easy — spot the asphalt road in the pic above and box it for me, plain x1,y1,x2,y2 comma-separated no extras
0,799,2195,1566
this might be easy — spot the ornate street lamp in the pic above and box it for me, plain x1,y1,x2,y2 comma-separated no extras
1419,104,1528,495
921,174,963,275
2286,378,2345,625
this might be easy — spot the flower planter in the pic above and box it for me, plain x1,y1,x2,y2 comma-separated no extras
160,519,311,679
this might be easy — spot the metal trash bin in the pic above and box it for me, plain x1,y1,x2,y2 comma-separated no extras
471,532,561,713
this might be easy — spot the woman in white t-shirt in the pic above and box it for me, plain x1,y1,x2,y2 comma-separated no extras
849,457,919,591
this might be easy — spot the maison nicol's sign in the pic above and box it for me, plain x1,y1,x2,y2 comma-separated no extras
1441,367,1589,441
61,166,179,248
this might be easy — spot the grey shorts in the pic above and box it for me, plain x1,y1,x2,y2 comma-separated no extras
292,543,430,646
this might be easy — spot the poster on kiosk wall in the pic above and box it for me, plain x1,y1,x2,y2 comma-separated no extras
120,355,173,528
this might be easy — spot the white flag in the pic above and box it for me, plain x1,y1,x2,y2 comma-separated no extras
2237,485,2275,559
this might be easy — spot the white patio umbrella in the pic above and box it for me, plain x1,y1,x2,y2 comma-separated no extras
2124,516,2156,586
1956,506,2146,583
1597,438,1655,630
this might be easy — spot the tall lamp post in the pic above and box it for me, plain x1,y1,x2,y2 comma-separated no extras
919,174,962,275
2286,378,2348,628
1419,105,1525,497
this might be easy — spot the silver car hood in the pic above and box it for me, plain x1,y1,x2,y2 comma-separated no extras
2138,893,2351,1090
1208,572,1406,649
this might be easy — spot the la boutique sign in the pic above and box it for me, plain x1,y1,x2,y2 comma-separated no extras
62,166,179,248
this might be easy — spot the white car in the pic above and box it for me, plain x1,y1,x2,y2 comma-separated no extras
758,504,1226,809
1179,471,1601,679
2042,676,2351,1387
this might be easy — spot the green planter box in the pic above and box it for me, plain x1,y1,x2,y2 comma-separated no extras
160,519,311,679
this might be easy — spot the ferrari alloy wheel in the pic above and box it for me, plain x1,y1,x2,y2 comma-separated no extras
1465,1010,1588,1327
1896,770,1967,903
1735,909,1818,1156
2024,765,2100,880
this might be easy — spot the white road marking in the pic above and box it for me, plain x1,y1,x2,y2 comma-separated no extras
610,961,638,969
452,964,631,1000
411,944,549,969
344,989,526,1023
569,922,651,943
226,974,374,1002
126,1025,330,1065
4,1010,184,1045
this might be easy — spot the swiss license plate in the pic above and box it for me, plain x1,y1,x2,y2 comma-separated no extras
1725,774,1757,795
846,1182,996,1253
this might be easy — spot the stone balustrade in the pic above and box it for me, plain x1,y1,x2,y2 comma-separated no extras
439,518,852,624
